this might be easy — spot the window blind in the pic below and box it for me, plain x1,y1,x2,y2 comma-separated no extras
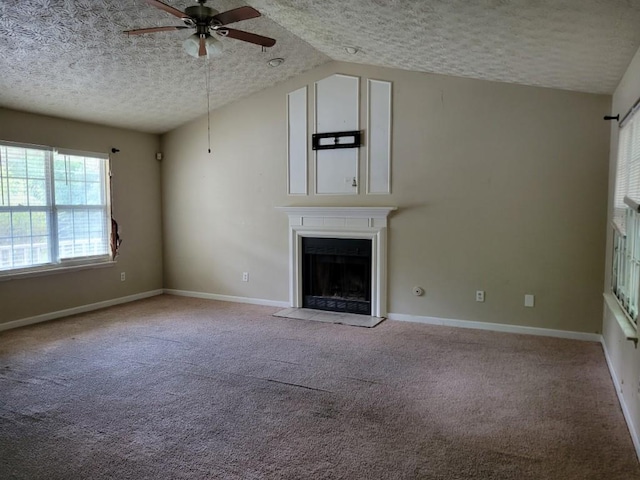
52,151,110,261
614,112,640,233
612,100,640,326
0,140,111,274
0,143,54,270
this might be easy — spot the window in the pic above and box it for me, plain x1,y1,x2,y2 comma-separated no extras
0,141,112,276
612,105,640,326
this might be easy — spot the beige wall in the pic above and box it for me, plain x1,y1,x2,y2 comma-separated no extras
162,61,611,334
0,108,163,325
602,45,640,454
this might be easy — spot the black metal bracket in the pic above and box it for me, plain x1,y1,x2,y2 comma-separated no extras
604,115,620,122
312,131,362,150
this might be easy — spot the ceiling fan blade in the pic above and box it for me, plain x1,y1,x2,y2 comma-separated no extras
124,26,189,35
220,28,276,47
199,35,207,57
211,6,261,26
145,0,191,19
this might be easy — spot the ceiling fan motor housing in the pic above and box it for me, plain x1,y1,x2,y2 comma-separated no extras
185,4,220,34
185,5,218,19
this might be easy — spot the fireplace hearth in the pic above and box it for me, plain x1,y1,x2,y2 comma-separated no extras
302,237,372,315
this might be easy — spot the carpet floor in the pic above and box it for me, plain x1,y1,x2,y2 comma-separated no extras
0,294,638,479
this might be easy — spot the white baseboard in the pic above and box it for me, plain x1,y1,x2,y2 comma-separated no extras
163,289,289,308
601,339,640,462
0,289,164,332
387,312,602,342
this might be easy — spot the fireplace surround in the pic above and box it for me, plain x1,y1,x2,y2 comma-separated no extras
277,207,396,318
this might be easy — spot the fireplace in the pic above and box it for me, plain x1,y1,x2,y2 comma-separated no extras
277,206,396,318
302,237,372,315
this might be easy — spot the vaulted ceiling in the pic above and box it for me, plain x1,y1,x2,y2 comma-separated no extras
1,0,640,134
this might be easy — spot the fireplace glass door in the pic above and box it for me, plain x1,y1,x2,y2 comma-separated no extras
302,237,372,315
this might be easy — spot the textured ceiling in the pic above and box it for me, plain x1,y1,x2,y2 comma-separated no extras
0,0,329,133
1,0,640,134
252,0,640,94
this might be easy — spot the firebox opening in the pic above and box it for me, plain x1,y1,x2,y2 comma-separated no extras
302,237,372,315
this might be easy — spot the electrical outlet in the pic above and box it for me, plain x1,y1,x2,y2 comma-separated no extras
242,272,249,282
476,290,485,302
120,272,126,282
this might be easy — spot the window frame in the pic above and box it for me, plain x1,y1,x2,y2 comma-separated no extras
611,103,640,331
0,141,114,280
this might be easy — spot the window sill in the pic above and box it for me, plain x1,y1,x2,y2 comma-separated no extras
0,260,116,282
603,292,639,346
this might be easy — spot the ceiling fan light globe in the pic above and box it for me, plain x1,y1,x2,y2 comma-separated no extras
182,35,200,58
204,36,223,56
182,34,223,58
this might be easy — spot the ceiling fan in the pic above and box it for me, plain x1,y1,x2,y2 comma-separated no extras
125,0,276,57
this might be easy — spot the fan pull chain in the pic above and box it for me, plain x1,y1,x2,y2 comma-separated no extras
206,55,212,154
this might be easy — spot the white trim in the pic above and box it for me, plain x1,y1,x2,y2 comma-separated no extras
56,148,109,159
388,312,602,342
314,73,360,196
277,206,396,318
276,206,396,218
291,229,385,316
0,260,116,282
286,85,308,196
163,289,289,308
603,292,638,342
601,337,640,461
0,289,163,332
366,78,392,195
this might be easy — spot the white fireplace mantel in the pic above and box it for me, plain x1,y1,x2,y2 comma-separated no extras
277,206,397,318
